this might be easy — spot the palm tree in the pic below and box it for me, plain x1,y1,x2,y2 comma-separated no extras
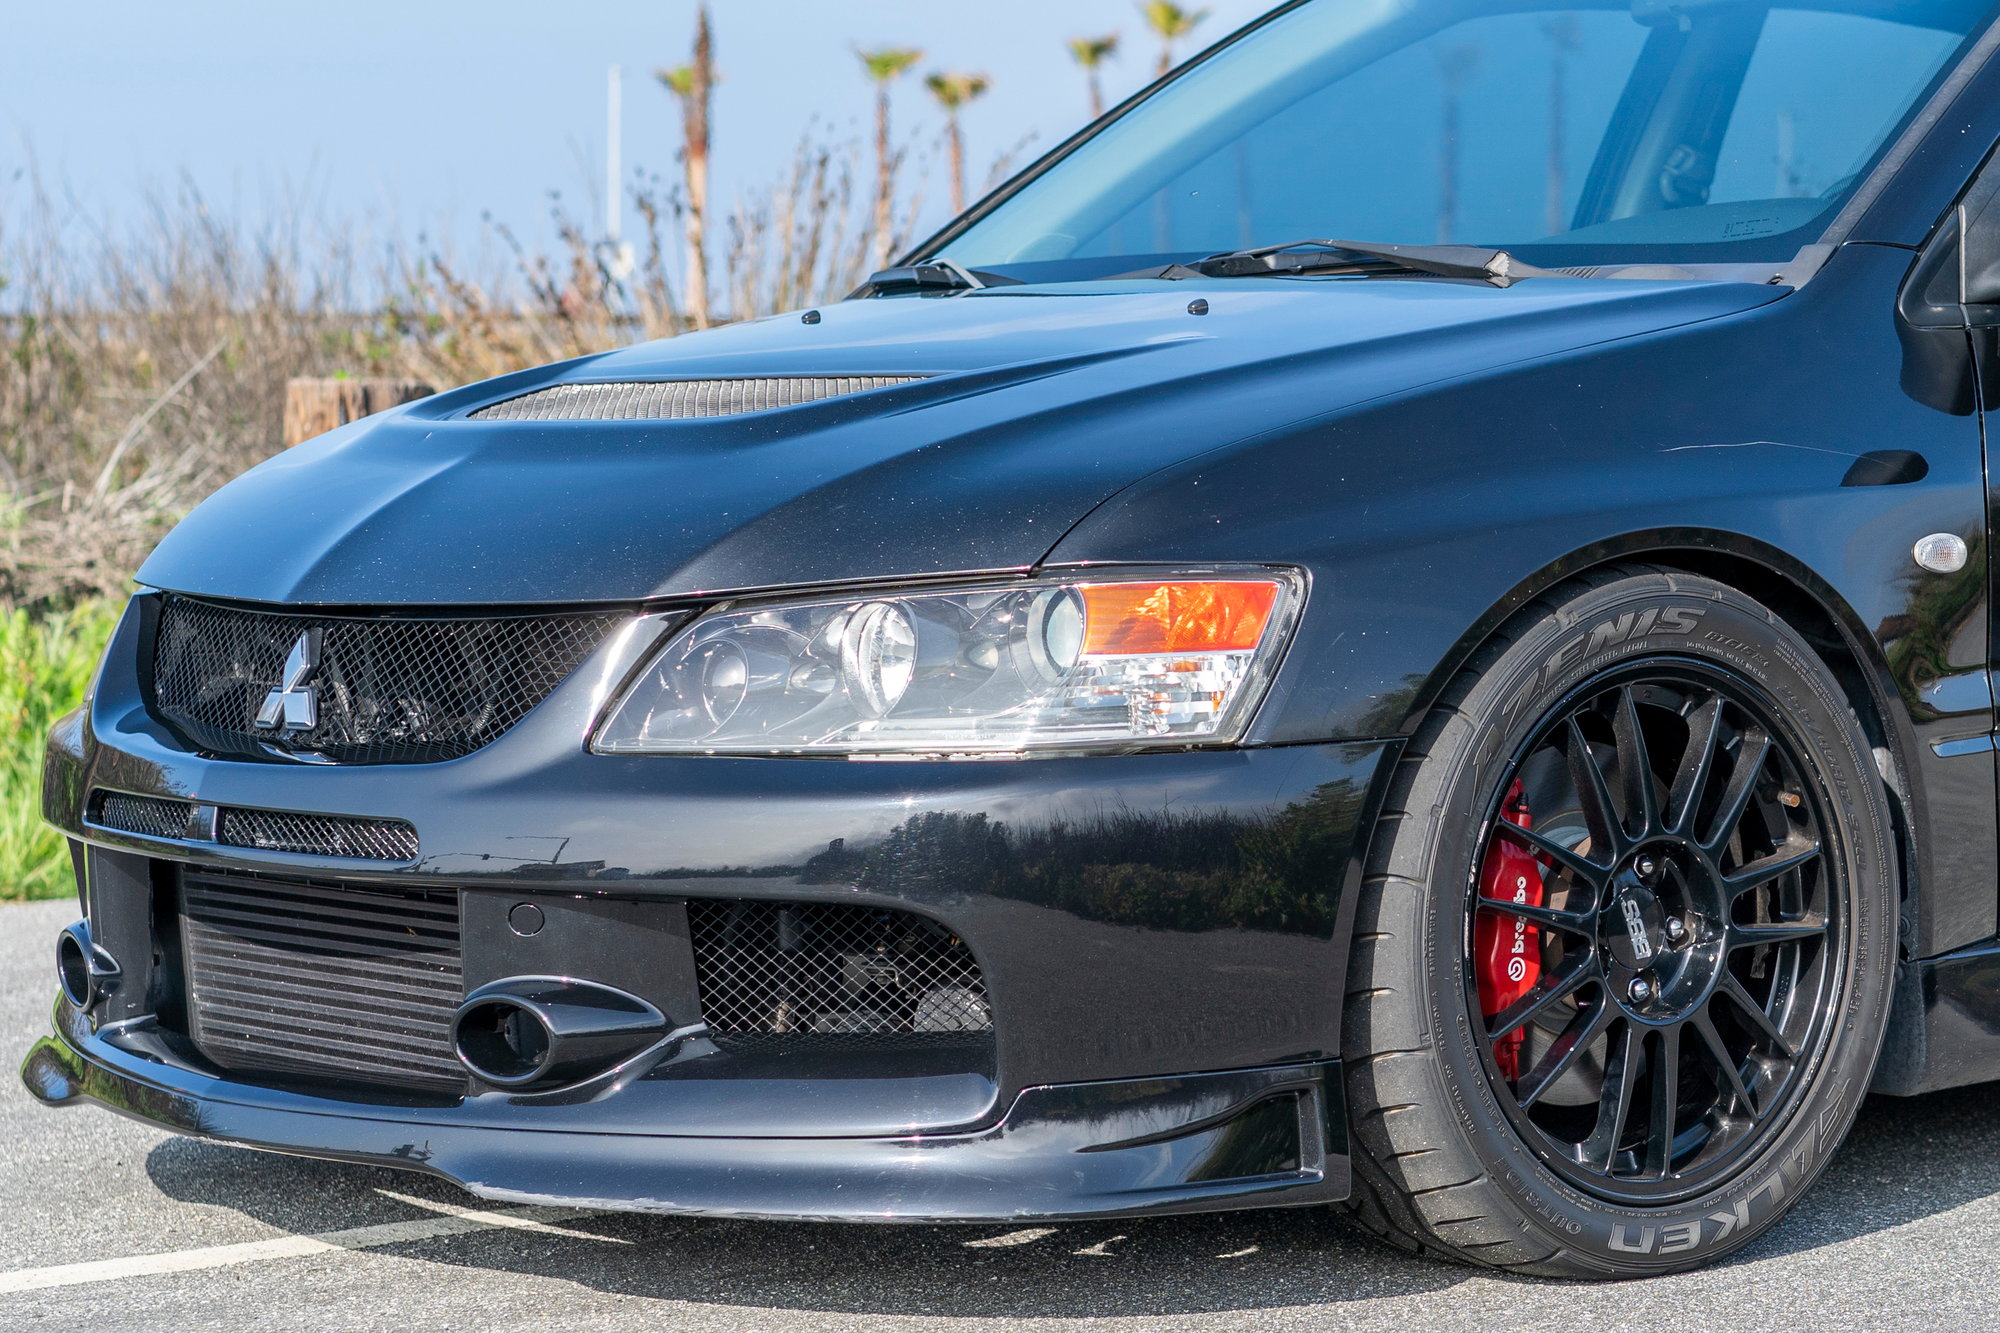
657,4,716,329
1141,2,1209,80
1068,34,1120,119
1776,109,1803,198
1541,16,1581,236
1435,43,1481,243
858,47,924,269
926,72,992,216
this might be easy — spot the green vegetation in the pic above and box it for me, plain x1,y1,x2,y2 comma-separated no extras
0,598,120,901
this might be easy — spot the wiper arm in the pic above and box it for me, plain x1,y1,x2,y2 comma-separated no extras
1176,239,1561,288
849,257,1021,299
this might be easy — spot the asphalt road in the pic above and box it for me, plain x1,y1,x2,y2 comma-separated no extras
5,897,2000,1331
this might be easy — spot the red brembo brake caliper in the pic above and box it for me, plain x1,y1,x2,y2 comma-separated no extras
1475,780,1547,1081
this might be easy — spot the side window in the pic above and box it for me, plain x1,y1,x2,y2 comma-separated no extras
1710,9,1963,210
1952,148,2000,308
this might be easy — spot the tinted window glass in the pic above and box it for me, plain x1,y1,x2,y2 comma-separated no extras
1086,11,1651,256
940,0,1994,276
1710,9,1965,205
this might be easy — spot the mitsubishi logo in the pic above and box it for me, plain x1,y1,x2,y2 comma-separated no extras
256,630,323,732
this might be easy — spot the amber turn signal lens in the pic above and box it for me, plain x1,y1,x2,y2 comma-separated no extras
1078,581,1282,655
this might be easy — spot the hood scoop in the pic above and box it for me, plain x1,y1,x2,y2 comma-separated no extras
469,375,926,422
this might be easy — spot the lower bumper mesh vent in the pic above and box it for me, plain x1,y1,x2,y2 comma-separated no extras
215,808,419,861
87,790,418,863
180,869,464,1093
90,791,194,841
687,899,991,1052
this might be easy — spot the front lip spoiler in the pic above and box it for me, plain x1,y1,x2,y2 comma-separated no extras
22,1004,1348,1223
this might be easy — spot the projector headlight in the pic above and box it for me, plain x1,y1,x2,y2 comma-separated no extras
592,568,1304,757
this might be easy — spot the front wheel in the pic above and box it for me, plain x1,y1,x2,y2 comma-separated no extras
1342,566,1896,1277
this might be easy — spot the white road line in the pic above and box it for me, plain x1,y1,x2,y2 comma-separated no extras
374,1189,627,1243
0,1200,609,1296
963,1227,1059,1249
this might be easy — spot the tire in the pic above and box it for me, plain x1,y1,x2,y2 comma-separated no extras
1341,564,1896,1278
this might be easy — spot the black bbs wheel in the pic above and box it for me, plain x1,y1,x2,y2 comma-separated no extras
1343,566,1896,1278
1473,666,1841,1199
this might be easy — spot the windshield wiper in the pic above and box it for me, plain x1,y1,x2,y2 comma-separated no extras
849,258,1022,298
1154,239,1561,288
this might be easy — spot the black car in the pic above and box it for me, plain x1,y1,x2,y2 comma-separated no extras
26,0,2000,1280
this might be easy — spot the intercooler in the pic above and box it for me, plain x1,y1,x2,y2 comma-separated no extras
176,868,992,1094
180,868,467,1093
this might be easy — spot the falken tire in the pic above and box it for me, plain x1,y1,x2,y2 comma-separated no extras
1340,565,1896,1278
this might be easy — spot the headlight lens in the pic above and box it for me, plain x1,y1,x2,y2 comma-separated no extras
592,569,1303,757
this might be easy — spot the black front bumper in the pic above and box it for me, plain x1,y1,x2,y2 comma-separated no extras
25,1001,1346,1222
24,596,1395,1221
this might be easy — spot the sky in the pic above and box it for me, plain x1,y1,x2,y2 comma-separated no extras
0,0,1277,263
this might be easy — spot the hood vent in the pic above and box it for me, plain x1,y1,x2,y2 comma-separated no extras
469,376,924,422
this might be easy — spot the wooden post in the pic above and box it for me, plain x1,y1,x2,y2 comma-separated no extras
282,378,436,447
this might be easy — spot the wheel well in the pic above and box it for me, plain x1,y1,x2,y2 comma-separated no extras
1533,548,1917,956
1640,552,1893,746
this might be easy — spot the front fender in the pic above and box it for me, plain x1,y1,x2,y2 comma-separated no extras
1052,242,1994,959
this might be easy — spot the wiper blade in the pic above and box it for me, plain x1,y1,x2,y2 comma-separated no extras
1178,239,1561,288
849,258,1021,298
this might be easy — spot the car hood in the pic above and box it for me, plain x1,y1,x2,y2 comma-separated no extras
138,277,1783,606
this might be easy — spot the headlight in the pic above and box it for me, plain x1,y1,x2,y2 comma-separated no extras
592,568,1304,757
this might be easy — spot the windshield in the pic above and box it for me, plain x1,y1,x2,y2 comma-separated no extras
932,0,1997,279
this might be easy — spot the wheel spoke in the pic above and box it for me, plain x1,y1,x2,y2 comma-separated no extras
1643,1024,1682,1178
1478,891,1597,939
1487,956,1598,1040
1728,917,1828,949
1566,717,1627,858
1613,687,1660,837
1666,695,1724,837
1580,1022,1641,1173
1693,1006,1759,1120
1472,667,1843,1197
1717,972,1795,1059
1701,731,1772,854
1493,819,1607,890
1516,1000,1615,1110
1724,840,1821,898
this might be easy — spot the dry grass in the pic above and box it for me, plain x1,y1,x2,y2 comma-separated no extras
0,180,373,610
0,131,926,613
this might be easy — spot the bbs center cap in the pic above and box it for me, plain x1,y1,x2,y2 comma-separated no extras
1606,878,1667,971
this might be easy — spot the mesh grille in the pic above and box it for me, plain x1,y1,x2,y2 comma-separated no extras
216,809,419,862
687,899,991,1052
469,377,923,421
90,791,193,840
180,868,465,1093
86,790,418,862
151,596,625,764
